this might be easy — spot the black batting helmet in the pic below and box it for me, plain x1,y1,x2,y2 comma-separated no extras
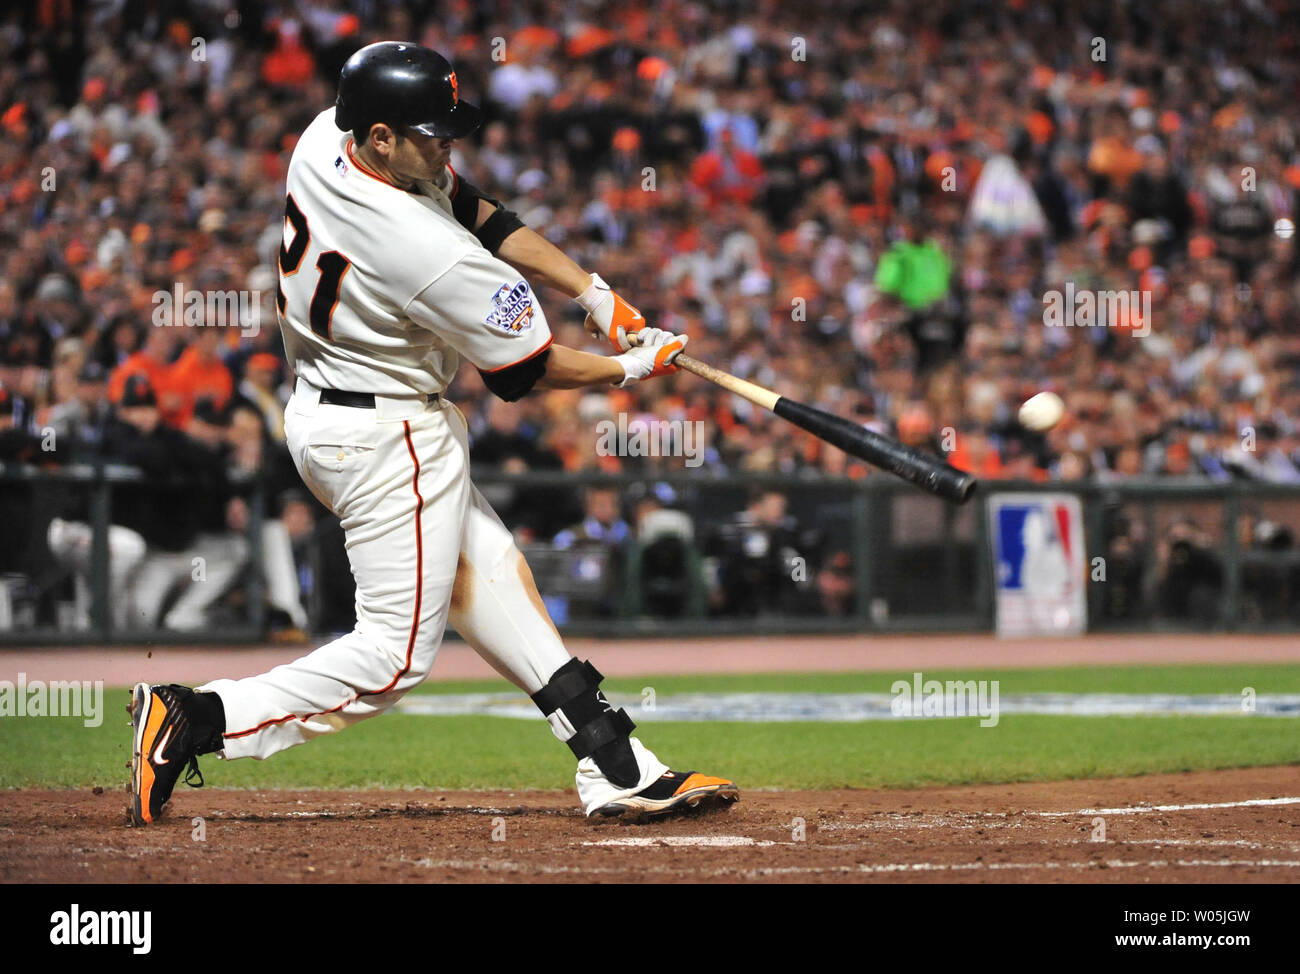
335,42,482,140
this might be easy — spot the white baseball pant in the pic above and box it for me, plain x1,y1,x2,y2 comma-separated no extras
199,380,667,814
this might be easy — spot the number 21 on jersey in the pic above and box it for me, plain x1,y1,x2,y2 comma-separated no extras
277,194,351,340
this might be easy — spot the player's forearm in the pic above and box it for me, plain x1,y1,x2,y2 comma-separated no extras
495,226,593,297
533,344,625,389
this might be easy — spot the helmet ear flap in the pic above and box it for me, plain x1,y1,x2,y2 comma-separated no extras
334,92,366,135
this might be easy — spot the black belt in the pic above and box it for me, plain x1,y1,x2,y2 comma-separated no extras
320,388,439,408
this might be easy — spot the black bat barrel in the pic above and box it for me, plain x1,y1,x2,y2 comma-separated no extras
773,397,977,504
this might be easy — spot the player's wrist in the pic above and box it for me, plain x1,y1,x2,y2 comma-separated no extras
574,273,612,315
610,352,642,388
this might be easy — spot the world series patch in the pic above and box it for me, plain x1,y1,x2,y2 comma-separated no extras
485,280,535,334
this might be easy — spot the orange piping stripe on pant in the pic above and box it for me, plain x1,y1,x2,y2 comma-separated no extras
224,420,425,740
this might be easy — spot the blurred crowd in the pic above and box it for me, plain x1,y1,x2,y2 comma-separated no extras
2,0,1300,628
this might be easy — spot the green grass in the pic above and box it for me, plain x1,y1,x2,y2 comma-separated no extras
1,662,1297,791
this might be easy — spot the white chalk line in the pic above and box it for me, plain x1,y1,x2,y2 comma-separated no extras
821,818,1005,831
1067,838,1300,850
397,856,1300,878
807,838,1300,852
582,835,775,848
757,859,1300,876
819,796,1300,831
1035,796,1300,816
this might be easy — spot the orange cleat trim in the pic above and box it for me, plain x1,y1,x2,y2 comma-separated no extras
137,691,168,823
674,772,734,796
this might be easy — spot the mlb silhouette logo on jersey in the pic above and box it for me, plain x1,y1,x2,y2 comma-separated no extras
485,280,535,334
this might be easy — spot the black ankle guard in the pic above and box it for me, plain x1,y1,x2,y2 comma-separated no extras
532,659,639,788
186,690,226,755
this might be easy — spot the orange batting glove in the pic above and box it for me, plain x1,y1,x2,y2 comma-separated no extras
575,273,646,351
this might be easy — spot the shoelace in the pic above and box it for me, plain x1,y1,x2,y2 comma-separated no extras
183,756,205,789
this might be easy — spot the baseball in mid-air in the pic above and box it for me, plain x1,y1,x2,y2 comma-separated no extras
1018,391,1065,432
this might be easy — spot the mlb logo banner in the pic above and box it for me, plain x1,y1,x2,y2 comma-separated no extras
988,493,1087,637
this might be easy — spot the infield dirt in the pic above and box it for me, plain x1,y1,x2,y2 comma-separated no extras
3,767,1297,883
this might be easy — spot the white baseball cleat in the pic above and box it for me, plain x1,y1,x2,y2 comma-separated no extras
592,770,740,818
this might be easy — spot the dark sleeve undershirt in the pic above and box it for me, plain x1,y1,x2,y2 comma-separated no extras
477,345,551,402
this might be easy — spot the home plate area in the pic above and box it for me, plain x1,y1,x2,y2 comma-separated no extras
2,766,1297,884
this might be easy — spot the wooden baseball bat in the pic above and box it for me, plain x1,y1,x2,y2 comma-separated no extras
630,336,977,504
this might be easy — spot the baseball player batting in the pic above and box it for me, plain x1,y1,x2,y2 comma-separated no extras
129,42,737,825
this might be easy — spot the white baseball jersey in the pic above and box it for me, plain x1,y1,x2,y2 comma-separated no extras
276,109,553,395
